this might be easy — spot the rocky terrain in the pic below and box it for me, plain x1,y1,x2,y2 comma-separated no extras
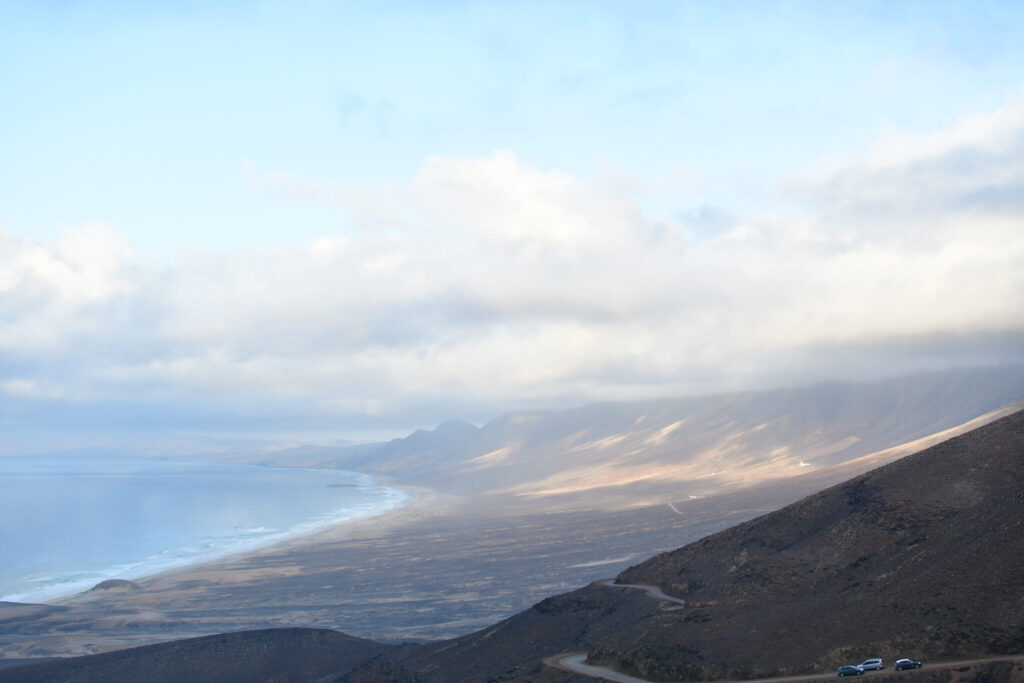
6,406,1020,682
590,405,1024,679
261,366,1024,510
0,628,386,683
340,407,1024,681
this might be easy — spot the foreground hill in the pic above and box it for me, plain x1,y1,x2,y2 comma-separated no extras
596,407,1024,679
0,629,387,683
342,407,1024,681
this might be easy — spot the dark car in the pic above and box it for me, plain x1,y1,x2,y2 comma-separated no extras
858,658,884,671
895,658,922,670
838,665,864,676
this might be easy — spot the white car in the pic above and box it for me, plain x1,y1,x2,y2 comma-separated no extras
858,658,884,671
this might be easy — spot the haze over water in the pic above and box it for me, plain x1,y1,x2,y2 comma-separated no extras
0,455,406,603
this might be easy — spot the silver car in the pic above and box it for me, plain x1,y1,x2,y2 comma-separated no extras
858,658,884,671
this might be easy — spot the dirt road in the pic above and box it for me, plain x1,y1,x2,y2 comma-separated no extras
545,582,1024,682
547,651,1024,683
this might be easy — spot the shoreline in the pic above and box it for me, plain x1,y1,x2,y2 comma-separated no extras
7,474,427,608
47,481,455,606
145,481,456,573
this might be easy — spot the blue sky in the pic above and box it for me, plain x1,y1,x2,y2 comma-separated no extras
7,0,1024,251
3,1,1024,449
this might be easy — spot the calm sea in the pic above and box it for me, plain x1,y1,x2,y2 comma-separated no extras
0,455,406,602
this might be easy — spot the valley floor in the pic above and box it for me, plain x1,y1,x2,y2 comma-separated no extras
0,470,844,659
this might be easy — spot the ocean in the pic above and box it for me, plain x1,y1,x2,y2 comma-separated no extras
0,455,407,603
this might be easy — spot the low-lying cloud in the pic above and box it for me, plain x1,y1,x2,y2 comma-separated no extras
4,107,1024,440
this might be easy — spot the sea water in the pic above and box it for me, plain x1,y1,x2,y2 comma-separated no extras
0,455,407,603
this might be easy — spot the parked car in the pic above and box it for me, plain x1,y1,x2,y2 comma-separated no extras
895,658,922,670
858,658,885,671
838,665,864,676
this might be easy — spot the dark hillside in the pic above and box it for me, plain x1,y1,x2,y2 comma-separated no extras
0,628,388,683
345,409,1024,682
598,408,1024,679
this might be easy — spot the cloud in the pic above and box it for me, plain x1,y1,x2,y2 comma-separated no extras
1,379,64,399
0,223,138,354
415,150,649,252
5,134,1024,436
800,100,1024,228
780,100,1024,353
0,222,135,306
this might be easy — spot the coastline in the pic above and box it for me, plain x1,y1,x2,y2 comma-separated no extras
0,473,839,657
2,466,418,607
47,481,450,606
140,481,456,584
1,479,469,658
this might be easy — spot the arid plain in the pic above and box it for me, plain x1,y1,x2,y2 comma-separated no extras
2,369,1021,663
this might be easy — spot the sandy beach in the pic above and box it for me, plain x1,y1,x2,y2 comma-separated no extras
0,466,847,659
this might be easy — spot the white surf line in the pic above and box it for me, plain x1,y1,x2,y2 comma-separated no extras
667,502,683,515
567,556,635,569
597,579,687,607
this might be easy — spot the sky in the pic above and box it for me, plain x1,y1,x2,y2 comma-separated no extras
3,1,1024,450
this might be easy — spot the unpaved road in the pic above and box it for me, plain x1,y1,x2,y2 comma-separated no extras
547,651,1024,683
545,582,1024,682
596,580,687,608
543,653,651,683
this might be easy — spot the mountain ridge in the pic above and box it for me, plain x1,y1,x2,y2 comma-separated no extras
339,406,1024,681
267,366,1024,511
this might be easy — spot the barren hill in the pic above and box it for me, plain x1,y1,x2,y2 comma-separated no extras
275,366,1024,510
0,628,386,683
343,408,1024,681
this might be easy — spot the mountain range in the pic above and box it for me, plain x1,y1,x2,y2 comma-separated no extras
264,365,1024,511
334,407,1024,681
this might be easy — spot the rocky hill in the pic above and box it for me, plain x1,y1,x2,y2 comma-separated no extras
590,406,1024,679
344,407,1024,681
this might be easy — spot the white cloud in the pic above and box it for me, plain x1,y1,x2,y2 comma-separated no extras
799,99,1024,230
1,379,64,399
4,132,1024,429
416,150,648,253
0,223,138,352
0,223,135,305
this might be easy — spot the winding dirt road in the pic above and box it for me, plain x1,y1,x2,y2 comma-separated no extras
543,652,651,683
595,580,687,608
544,581,1024,683
547,651,1024,683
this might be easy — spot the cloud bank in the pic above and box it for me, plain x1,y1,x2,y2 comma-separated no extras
4,107,1024,441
